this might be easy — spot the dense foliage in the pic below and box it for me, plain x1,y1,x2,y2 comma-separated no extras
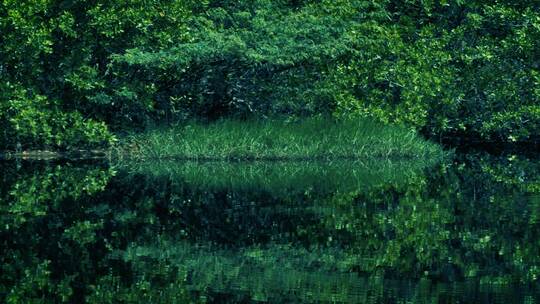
1,0,539,149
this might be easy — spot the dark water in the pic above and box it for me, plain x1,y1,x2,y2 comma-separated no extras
1,153,540,303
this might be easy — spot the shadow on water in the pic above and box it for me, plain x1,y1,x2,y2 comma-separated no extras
1,153,540,303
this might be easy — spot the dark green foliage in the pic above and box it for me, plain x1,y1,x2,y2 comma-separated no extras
0,0,196,149
0,84,113,150
1,0,539,148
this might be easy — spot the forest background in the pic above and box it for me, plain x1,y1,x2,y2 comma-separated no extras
1,0,539,150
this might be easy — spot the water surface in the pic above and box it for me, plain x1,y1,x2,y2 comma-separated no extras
1,153,540,303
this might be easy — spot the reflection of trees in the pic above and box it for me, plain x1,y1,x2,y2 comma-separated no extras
2,163,111,228
315,153,540,284
1,155,540,303
0,163,115,303
307,166,457,279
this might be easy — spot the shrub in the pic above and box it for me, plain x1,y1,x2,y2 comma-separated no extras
0,85,114,150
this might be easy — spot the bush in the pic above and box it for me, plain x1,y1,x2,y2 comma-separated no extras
0,85,114,150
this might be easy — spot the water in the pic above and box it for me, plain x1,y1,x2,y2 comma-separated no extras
1,152,540,303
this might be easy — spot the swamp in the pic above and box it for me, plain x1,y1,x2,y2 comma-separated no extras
2,0,540,303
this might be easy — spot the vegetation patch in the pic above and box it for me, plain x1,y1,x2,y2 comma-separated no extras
115,118,444,161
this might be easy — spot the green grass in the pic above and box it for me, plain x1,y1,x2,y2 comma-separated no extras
115,118,444,161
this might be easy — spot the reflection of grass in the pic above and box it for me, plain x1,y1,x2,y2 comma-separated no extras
119,158,439,194
125,242,364,303
124,240,533,304
115,118,444,161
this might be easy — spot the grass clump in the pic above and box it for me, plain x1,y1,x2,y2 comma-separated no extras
115,118,444,161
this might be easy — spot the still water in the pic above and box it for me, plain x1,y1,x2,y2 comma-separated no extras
1,152,540,303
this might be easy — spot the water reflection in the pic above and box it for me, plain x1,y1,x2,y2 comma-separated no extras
1,154,540,303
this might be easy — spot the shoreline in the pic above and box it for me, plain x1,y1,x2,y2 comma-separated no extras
0,151,440,162
0,150,108,161
1,119,446,162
